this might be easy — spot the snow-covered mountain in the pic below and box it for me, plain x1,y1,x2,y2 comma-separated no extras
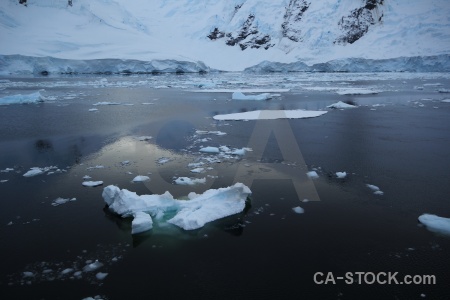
0,0,449,72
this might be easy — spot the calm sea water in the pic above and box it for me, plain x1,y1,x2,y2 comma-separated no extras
0,74,449,299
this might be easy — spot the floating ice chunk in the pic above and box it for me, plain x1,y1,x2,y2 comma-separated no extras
1,168,14,173
88,108,98,112
132,175,150,182
83,175,92,180
61,268,74,275
438,89,450,93
0,91,44,105
188,162,204,168
366,184,384,195
51,197,76,206
157,157,170,164
121,160,130,165
230,148,248,156
336,89,378,95
1,180,8,183
195,130,227,136
292,206,305,214
83,261,104,272
190,168,204,173
92,102,121,106
174,177,206,185
213,110,327,121
200,146,220,153
131,212,153,234
418,214,450,236
336,172,347,178
327,101,357,109
136,136,152,141
86,165,104,170
23,272,35,278
232,92,272,101
307,171,319,179
102,183,251,230
82,181,103,187
95,272,108,280
23,167,45,177
441,99,450,103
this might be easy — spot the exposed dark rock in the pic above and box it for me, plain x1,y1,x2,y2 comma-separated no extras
207,28,225,40
281,0,310,42
335,0,383,45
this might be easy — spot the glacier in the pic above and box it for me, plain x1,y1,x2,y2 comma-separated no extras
102,183,252,232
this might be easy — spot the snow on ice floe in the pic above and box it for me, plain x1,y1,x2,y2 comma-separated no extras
336,88,378,95
174,177,206,185
0,91,44,105
327,101,357,109
336,172,347,178
51,197,76,207
213,109,327,121
292,206,305,214
418,214,450,236
82,181,104,187
23,166,58,177
307,171,319,179
232,92,272,101
199,146,220,154
366,184,384,195
132,175,150,182
102,183,251,231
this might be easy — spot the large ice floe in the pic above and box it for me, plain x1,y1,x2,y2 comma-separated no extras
102,183,251,232
231,92,272,101
418,214,450,236
213,109,327,121
0,91,44,105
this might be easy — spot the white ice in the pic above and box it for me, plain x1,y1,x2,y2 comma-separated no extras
441,99,450,103
88,108,98,112
213,110,327,121
174,177,206,185
51,197,76,206
199,146,220,154
131,211,153,234
82,181,104,187
232,92,272,101
83,261,104,272
292,206,305,214
336,172,347,178
418,214,450,236
92,102,121,106
192,89,290,93
327,101,357,109
132,175,150,182
190,168,204,173
307,171,319,179
366,184,384,195
0,91,44,105
102,182,251,231
195,130,227,136
23,166,57,177
336,89,378,95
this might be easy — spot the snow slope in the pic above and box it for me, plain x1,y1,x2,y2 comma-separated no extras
0,0,449,72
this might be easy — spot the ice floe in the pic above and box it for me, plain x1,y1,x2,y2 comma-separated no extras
174,177,206,185
199,146,220,153
92,102,121,106
82,181,104,187
157,157,170,164
190,168,205,173
0,91,44,105
441,99,450,103
192,89,290,93
306,171,319,179
336,88,378,95
131,212,153,234
86,165,105,170
132,175,150,182
1,167,14,173
366,184,384,195
438,88,450,93
418,214,450,236
95,272,108,280
51,197,76,207
232,92,272,100
88,108,98,112
327,101,357,109
102,183,251,231
195,130,227,136
213,109,327,121
23,166,58,177
292,206,305,214
336,172,347,178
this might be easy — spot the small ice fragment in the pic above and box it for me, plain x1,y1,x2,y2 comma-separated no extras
95,272,108,280
374,190,384,195
61,268,74,275
83,261,104,272
327,101,357,109
23,272,34,278
174,177,206,185
292,206,305,214
86,165,104,170
121,160,130,165
1,168,14,173
7,221,13,225
52,197,70,206
73,271,82,277
307,171,319,179
137,136,152,141
418,214,450,235
1,179,8,183
199,146,220,153
132,175,150,182
88,108,98,112
157,157,170,164
188,162,204,168
302,199,310,203
83,175,92,180
336,172,347,178
23,167,45,177
82,181,103,187
232,92,272,101
366,184,380,191
190,168,204,173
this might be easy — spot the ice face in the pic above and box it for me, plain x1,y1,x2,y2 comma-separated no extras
102,183,251,232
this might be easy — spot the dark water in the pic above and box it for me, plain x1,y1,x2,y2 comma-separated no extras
0,75,450,299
